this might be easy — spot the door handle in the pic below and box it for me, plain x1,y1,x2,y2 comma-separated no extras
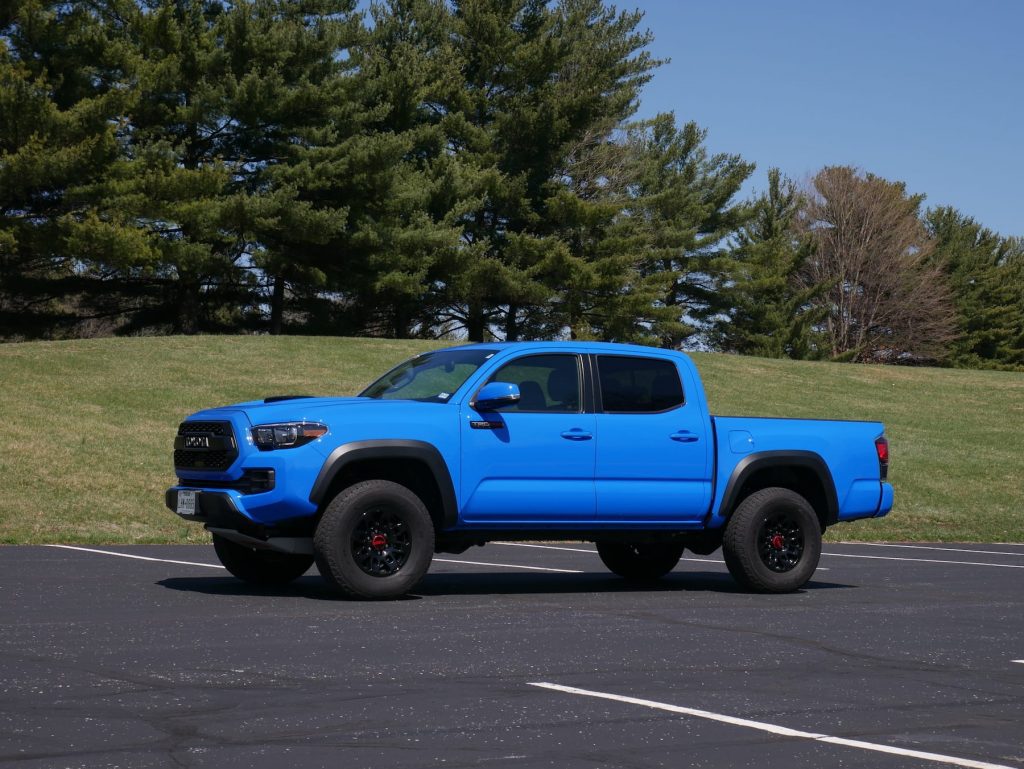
670,431,699,443
560,429,593,441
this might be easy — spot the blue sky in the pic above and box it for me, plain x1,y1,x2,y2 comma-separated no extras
631,0,1023,237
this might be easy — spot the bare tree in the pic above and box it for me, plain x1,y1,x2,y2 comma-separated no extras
798,166,956,363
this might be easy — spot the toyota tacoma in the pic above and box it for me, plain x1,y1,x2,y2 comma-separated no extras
166,342,893,598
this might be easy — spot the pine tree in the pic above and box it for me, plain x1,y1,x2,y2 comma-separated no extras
712,169,824,358
0,1,129,338
927,206,1024,370
621,114,753,348
543,119,681,345
304,0,467,338
540,113,753,347
221,0,365,334
419,0,660,341
68,0,362,335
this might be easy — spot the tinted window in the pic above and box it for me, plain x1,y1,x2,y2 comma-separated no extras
361,348,497,402
597,356,684,413
488,355,581,413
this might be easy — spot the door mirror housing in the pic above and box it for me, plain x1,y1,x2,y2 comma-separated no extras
472,382,520,411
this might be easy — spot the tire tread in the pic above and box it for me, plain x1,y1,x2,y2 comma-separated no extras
314,479,434,599
722,487,821,593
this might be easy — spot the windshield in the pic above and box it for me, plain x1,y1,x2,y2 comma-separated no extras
360,348,497,402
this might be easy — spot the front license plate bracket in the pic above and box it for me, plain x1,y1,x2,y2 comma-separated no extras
176,490,197,516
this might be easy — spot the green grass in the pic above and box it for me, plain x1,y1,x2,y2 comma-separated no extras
1,336,1021,544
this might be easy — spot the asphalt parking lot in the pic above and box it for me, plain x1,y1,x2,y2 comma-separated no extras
1,541,1022,769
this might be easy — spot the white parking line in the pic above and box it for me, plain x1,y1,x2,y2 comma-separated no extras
45,544,225,568
822,552,1024,569
434,558,583,574
493,541,829,570
494,542,596,554
530,682,1015,769
46,545,583,575
842,543,1024,557
1013,660,1024,665
497,541,1024,571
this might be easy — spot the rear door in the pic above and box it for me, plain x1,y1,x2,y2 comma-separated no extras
593,354,712,523
459,353,597,524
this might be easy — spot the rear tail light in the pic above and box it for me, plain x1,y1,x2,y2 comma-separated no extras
875,436,889,479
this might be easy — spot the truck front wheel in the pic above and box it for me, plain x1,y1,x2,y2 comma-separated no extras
596,541,684,580
314,480,435,599
722,487,822,593
212,534,314,586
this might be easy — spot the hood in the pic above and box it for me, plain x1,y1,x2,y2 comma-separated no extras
188,396,445,425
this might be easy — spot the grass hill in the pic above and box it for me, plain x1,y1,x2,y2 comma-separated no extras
1,336,1021,544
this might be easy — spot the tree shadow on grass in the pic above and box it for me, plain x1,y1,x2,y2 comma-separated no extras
156,570,853,601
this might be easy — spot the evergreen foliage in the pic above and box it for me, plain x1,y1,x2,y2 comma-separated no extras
0,1,129,336
927,206,1024,370
547,114,752,347
0,1,1016,370
711,169,824,359
425,0,662,341
622,115,752,347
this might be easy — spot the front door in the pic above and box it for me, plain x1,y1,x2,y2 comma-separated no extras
460,353,597,524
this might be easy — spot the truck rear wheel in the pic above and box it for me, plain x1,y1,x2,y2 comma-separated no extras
722,487,821,593
212,534,314,586
596,541,684,580
314,480,434,599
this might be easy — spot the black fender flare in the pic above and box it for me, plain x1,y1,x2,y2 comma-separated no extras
719,450,839,526
309,440,459,529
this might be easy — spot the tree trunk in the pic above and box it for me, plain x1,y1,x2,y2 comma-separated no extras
466,302,485,342
391,301,410,339
175,276,200,335
270,274,285,335
504,303,518,341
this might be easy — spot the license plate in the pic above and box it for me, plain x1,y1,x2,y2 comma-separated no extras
176,490,197,516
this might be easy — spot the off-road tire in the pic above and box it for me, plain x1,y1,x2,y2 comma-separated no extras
314,479,434,599
722,487,821,593
212,534,314,586
596,541,685,580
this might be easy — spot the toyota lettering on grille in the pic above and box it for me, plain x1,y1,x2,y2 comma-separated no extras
184,435,211,449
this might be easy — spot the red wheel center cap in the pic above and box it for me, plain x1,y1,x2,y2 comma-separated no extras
371,533,388,551
769,534,786,550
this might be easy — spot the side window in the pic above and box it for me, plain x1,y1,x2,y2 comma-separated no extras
488,355,582,413
597,355,684,413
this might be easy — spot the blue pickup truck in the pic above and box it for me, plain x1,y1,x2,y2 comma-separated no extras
167,342,893,598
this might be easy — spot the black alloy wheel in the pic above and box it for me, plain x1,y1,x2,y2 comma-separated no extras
757,511,804,572
351,509,412,577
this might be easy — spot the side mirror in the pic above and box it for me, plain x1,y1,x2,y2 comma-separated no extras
472,381,520,411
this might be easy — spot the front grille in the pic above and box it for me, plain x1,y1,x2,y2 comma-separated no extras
174,420,237,471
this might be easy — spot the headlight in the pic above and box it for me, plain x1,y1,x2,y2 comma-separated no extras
251,422,328,450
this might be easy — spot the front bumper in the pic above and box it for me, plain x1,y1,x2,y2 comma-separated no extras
165,488,317,539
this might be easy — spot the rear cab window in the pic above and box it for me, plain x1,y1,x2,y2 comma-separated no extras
596,355,684,413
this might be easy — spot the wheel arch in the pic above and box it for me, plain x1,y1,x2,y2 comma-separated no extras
719,451,838,530
309,440,458,530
